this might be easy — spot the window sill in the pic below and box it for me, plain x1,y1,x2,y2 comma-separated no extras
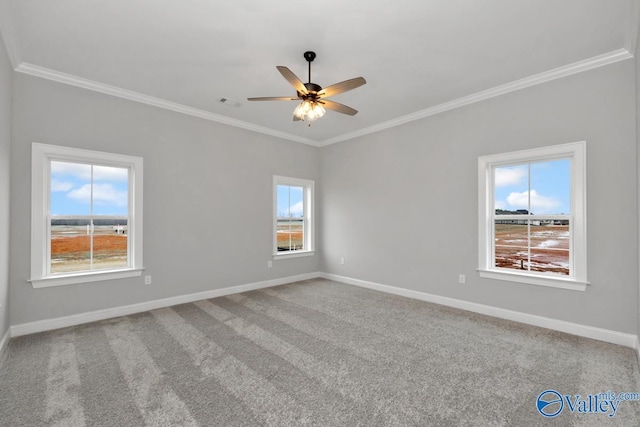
478,269,588,291
273,250,315,260
29,268,144,288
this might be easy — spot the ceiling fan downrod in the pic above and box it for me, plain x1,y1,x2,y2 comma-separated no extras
303,51,316,84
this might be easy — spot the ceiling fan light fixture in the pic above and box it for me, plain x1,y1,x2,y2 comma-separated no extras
294,99,325,122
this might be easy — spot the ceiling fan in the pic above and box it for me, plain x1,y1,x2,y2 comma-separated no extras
247,51,366,125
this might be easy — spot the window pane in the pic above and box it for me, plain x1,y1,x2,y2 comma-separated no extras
93,165,129,215
93,219,128,270
530,159,570,215
277,185,304,218
50,219,92,273
277,219,304,251
494,222,529,271
529,221,570,276
495,220,570,276
50,161,92,215
494,164,528,214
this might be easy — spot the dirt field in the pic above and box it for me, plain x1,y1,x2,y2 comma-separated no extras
51,225,304,271
277,231,303,251
51,223,567,274
51,234,127,273
495,224,569,275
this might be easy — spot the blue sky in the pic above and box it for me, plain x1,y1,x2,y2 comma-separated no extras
50,161,129,216
277,185,304,217
494,159,570,215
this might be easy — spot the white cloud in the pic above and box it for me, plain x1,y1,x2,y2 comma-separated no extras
279,201,304,217
495,167,527,187
288,201,304,217
51,179,74,192
51,161,90,179
505,189,560,214
94,165,128,182
51,161,128,182
67,183,128,207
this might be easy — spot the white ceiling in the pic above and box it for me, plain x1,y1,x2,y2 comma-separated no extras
0,0,638,146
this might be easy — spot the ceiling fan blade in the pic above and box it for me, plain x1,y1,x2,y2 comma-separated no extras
276,66,308,94
293,115,301,121
247,96,299,101
321,100,358,116
318,77,366,98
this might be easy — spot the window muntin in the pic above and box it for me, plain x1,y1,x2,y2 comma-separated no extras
49,161,130,274
276,184,305,252
478,142,587,290
493,159,571,276
31,143,143,288
273,176,314,257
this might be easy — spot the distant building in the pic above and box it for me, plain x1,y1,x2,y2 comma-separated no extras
494,209,567,226
495,209,537,225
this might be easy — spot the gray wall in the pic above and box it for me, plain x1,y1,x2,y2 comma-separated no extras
0,33,12,338
5,50,640,337
321,59,638,335
636,37,640,346
9,74,320,325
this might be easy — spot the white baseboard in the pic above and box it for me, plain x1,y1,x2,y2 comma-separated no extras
8,270,639,355
10,272,321,337
320,272,639,349
0,328,10,362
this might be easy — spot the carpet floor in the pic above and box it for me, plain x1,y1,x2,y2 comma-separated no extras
1,278,639,426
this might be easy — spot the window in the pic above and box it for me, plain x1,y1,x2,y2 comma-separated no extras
31,143,143,288
273,175,314,258
478,142,587,291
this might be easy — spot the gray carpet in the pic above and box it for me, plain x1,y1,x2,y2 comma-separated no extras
1,278,639,426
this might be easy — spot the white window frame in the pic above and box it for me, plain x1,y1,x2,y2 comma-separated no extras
30,143,144,288
273,175,314,259
478,141,587,291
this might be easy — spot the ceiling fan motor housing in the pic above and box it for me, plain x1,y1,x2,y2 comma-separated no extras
299,82,322,98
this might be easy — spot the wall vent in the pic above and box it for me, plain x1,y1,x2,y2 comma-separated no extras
218,97,242,107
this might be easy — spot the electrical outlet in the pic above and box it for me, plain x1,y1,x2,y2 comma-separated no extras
458,274,466,284
144,275,152,285
340,257,345,265
267,260,273,268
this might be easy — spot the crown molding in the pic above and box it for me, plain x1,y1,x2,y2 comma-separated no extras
14,63,319,147
319,48,633,147
13,47,633,149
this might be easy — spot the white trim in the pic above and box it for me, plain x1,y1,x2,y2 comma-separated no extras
478,141,587,289
319,49,632,147
31,143,144,287
320,272,638,349
15,63,318,147
0,328,10,362
30,268,143,288
10,272,321,337
478,269,586,291
273,175,315,255
273,251,315,260
9,270,639,354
